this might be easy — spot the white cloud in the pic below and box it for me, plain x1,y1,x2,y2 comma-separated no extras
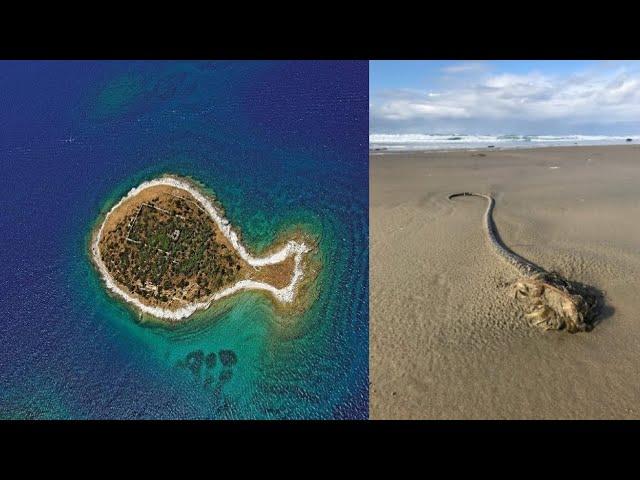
440,62,488,74
379,100,469,120
371,66,640,133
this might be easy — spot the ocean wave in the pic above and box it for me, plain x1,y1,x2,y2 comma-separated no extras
369,133,640,150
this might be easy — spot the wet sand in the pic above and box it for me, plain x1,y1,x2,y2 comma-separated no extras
370,145,640,419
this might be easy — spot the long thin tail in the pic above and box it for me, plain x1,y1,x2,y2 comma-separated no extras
448,192,543,276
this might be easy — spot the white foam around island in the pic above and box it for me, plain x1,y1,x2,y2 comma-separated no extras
91,176,311,321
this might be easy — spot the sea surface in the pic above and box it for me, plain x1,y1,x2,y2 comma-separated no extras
370,133,640,151
0,61,368,419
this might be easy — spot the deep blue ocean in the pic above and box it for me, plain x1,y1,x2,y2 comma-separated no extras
0,61,368,419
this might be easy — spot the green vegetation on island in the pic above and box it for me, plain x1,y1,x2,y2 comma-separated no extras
99,187,247,308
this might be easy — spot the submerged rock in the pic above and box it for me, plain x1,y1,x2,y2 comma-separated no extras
219,349,238,367
205,352,217,369
185,350,205,377
219,369,233,383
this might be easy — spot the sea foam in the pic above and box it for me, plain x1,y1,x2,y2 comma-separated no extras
369,133,640,151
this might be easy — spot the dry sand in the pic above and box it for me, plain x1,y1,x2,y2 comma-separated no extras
370,145,640,419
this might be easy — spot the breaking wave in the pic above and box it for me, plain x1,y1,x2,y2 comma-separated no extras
370,133,640,151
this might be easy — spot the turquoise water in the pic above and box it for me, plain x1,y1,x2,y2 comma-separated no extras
0,61,368,419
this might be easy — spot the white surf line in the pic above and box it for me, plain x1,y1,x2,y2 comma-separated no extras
91,176,310,321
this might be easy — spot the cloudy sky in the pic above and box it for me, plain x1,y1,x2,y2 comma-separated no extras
370,60,640,135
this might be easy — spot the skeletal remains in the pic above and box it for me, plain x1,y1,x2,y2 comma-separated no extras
448,192,601,333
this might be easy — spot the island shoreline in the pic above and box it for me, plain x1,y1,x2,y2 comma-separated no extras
90,174,316,322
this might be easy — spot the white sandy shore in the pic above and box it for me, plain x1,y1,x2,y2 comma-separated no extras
91,176,310,321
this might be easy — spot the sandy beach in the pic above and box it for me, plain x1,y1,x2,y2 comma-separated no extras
370,145,640,419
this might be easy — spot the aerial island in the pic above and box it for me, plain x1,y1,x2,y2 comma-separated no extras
90,175,317,321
